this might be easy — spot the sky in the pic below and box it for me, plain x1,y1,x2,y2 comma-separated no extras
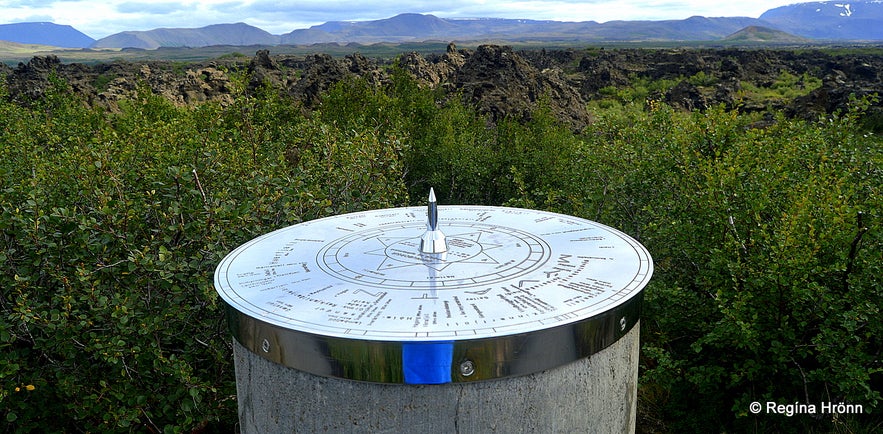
2,0,805,39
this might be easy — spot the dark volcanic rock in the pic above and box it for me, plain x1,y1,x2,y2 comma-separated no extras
455,45,591,131
3,46,883,130
247,49,282,91
7,55,67,105
400,43,467,89
290,53,351,107
666,80,706,111
787,69,882,122
5,54,237,109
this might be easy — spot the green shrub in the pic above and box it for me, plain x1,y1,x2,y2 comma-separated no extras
0,74,408,432
581,102,882,433
737,71,823,107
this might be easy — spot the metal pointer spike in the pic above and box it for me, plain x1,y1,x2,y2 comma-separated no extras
427,188,438,230
420,188,447,253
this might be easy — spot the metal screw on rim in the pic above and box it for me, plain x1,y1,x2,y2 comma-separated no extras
460,360,476,377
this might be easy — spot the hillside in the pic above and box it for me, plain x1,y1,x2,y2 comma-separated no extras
0,22,94,48
724,25,811,43
0,40,64,55
91,23,280,49
761,0,883,40
280,14,590,44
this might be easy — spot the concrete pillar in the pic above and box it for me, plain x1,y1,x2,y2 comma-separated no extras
233,321,639,433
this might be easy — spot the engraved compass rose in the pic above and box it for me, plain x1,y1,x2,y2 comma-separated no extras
317,222,550,290
315,188,552,290
216,188,652,348
367,230,503,272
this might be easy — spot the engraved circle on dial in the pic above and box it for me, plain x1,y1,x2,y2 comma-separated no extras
214,206,654,341
317,222,551,289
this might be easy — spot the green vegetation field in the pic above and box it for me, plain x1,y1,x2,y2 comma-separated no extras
1,64,880,433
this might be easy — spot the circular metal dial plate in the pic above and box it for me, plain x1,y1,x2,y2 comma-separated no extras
215,206,652,342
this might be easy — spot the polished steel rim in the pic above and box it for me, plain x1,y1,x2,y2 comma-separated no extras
228,291,641,384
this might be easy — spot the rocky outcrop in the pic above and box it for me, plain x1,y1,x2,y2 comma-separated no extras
6,55,92,105
452,45,590,130
400,43,466,89
4,46,883,131
788,68,881,122
5,54,235,109
665,80,706,111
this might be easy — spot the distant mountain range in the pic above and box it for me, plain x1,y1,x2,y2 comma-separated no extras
276,14,766,46
94,23,279,49
2,1,883,50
